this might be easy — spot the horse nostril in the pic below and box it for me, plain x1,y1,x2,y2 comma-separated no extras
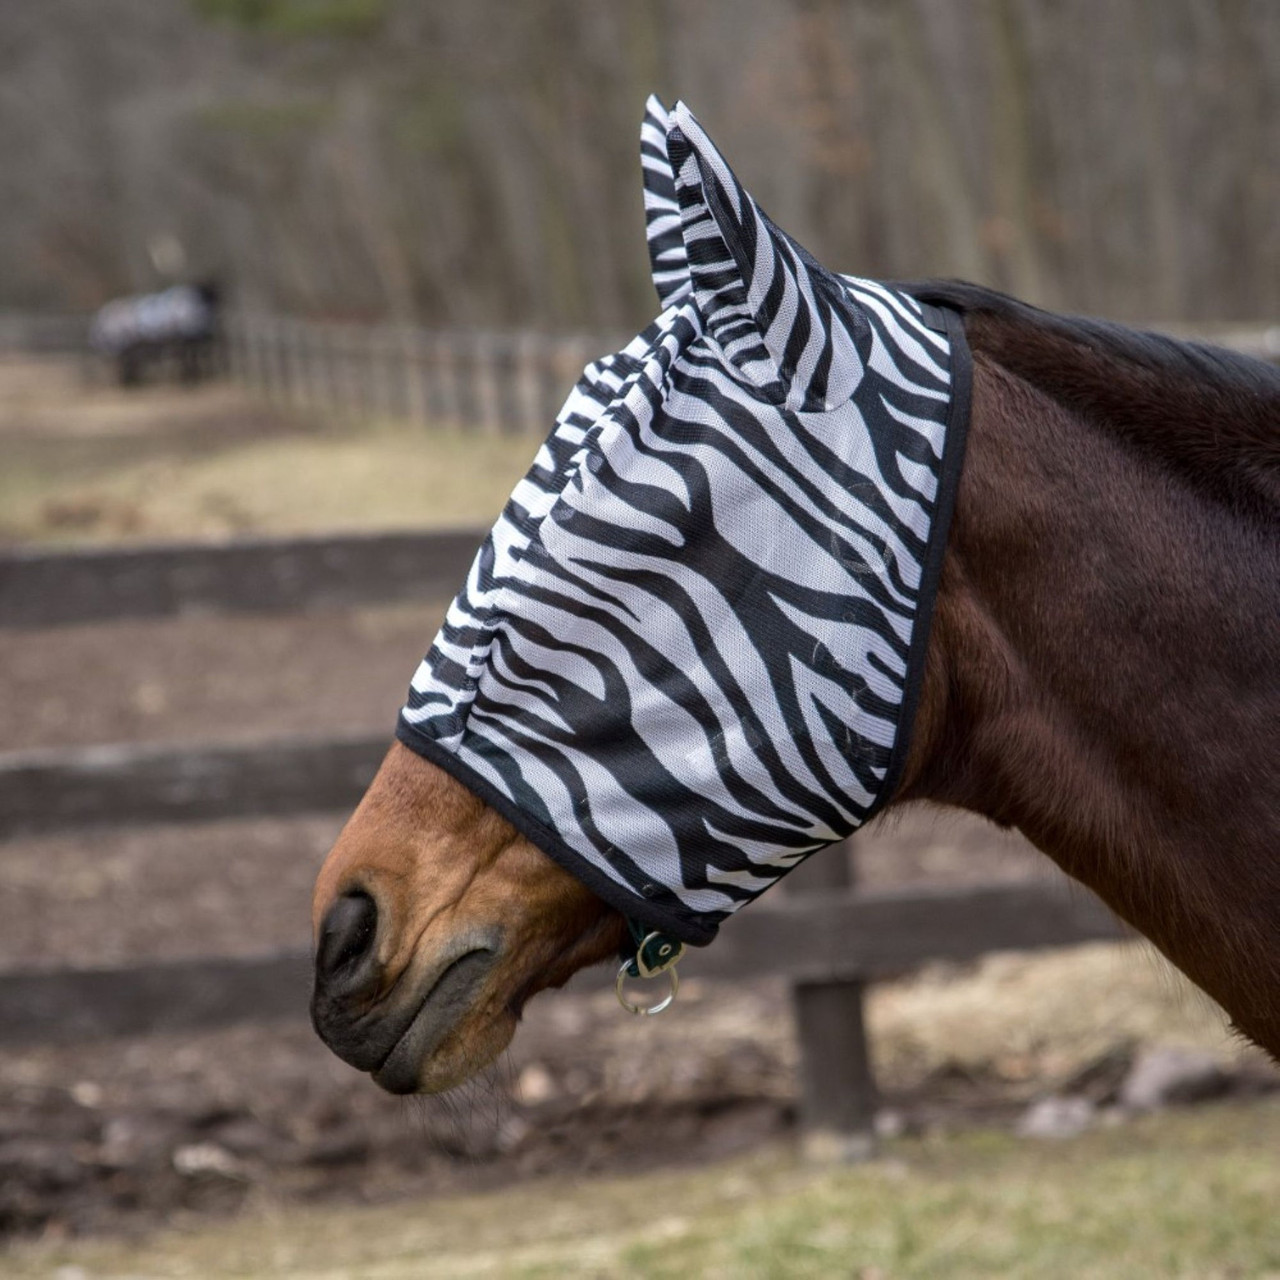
316,890,379,985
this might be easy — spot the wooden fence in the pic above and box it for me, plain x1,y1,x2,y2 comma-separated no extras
0,308,617,432
225,313,1280,436
0,311,90,356
5,307,1278,439
0,528,1135,1148
223,313,620,433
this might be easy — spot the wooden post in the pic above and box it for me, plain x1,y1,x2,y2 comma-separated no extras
284,320,304,409
784,837,878,1161
369,327,392,421
263,317,285,403
386,326,409,421
402,328,428,425
474,332,502,432
340,326,361,420
276,318,294,405
247,315,266,397
318,324,341,422
358,326,378,421
420,332,444,425
223,313,244,383
494,335,519,433
440,332,463,428
514,332,543,433
245,315,264,391
299,322,321,414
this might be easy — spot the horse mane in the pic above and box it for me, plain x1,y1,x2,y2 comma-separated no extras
899,279,1280,519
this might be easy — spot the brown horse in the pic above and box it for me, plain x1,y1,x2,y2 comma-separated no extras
310,279,1279,1095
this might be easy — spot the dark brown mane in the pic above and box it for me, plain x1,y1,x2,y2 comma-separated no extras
901,280,1280,520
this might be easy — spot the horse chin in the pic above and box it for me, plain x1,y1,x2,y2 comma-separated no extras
409,1013,517,1095
365,946,515,1095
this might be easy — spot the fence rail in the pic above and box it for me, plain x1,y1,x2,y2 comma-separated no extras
6,308,1275,435
0,311,90,355
0,528,481,629
223,313,621,433
0,880,1127,1049
0,733,386,840
0,527,1136,1144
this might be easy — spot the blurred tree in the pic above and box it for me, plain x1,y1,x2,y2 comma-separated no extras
0,0,1276,326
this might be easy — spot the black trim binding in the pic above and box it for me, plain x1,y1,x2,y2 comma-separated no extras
395,721,720,946
870,303,972,816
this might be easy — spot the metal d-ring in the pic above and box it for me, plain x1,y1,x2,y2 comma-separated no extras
615,956,680,1016
615,930,684,1016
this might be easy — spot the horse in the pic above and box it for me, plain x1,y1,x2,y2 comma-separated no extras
310,98,1279,1098
89,281,223,386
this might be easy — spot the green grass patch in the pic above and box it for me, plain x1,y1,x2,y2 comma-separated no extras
7,1101,1278,1278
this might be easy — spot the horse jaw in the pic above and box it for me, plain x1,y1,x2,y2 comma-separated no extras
310,743,625,1093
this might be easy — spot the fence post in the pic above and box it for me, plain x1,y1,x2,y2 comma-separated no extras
222,313,243,383
354,325,376,420
316,324,341,421
493,335,519,433
283,319,305,409
784,837,877,1161
298,321,321,413
514,332,543,433
402,327,428,425
473,332,502,432
339,325,362,420
263,316,284,403
440,332,464,428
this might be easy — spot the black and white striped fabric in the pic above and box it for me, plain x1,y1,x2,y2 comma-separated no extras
90,285,216,355
397,99,971,945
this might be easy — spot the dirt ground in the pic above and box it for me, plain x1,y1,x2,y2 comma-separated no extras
9,1105,1280,1279
6,603,1274,1247
0,597,1064,1241
0,361,1274,1247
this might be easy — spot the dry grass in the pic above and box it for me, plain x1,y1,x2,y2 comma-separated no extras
0,358,540,544
867,941,1247,1089
1,424,540,542
1,941,1274,1276
6,1101,1278,1279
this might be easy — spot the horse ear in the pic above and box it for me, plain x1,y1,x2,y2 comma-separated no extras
641,95,691,308
667,101,870,411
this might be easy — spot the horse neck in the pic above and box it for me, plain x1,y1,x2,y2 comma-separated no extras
901,348,1280,1056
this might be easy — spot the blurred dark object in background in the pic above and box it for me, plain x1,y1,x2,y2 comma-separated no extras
89,281,224,387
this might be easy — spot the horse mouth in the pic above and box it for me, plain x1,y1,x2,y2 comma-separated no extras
371,946,499,1095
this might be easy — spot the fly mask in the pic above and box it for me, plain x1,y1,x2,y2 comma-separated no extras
396,99,971,946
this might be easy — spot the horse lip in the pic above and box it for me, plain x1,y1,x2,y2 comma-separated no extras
372,945,500,1095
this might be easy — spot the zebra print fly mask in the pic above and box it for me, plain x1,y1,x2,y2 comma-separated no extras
397,99,971,946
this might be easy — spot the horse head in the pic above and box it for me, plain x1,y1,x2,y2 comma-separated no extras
310,97,972,1093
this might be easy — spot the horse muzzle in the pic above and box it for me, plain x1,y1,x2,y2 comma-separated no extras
310,889,502,1094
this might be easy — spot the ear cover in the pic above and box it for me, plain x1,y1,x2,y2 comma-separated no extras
641,96,692,309
666,101,871,412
